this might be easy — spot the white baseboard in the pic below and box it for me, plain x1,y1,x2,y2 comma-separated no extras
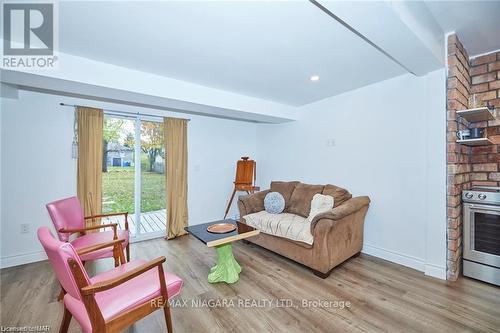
362,243,446,280
0,251,47,269
362,243,425,272
424,263,447,280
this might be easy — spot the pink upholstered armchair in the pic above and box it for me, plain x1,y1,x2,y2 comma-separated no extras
38,227,183,333
46,196,130,265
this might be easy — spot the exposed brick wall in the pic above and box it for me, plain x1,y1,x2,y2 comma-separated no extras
446,34,500,281
446,34,471,281
469,51,500,188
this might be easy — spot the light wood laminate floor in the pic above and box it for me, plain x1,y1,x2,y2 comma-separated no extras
1,236,500,332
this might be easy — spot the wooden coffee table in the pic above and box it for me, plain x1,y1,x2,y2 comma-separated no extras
184,219,259,284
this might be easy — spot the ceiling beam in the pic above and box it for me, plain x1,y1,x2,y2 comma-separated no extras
1,69,296,123
315,1,444,76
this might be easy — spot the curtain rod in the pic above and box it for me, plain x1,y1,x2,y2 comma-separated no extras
59,103,191,121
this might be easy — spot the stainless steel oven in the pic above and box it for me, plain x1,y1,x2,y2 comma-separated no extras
462,187,500,286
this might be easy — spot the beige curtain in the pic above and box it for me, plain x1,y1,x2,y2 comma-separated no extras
77,106,103,226
164,117,188,239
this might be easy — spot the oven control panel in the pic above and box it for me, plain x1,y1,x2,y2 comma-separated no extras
462,188,500,206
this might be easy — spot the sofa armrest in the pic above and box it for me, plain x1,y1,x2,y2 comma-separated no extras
310,196,370,233
238,189,270,220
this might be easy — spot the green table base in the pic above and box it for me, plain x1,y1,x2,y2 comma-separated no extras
208,243,241,284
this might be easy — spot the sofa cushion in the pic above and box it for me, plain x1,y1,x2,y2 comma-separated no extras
322,184,352,207
238,190,269,215
270,181,300,210
243,211,313,245
288,183,325,217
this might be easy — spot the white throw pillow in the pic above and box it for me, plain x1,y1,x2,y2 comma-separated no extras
307,194,334,222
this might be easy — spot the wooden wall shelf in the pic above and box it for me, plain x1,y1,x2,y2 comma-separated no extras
456,138,493,146
456,107,495,122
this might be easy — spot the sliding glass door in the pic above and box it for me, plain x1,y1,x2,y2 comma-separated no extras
102,116,137,232
139,120,166,235
102,114,166,240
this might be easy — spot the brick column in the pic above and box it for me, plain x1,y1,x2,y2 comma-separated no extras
446,34,471,281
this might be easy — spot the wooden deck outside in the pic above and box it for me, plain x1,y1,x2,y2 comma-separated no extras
102,209,166,235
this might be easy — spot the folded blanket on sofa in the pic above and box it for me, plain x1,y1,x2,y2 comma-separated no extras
243,211,314,245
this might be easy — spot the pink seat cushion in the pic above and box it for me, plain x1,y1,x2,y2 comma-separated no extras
70,230,129,261
64,260,183,333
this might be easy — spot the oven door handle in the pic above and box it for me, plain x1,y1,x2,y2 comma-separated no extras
467,203,500,213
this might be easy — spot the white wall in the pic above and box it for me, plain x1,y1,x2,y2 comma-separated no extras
0,90,257,267
423,69,447,278
0,97,3,261
256,69,447,279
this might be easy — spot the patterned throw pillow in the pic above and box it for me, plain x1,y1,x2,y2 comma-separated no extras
264,192,285,214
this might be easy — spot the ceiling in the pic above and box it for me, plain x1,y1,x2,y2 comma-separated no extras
424,1,500,57
47,1,500,106
58,1,405,106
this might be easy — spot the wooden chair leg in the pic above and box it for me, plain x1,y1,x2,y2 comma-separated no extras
57,287,66,302
126,243,130,262
163,302,173,333
223,188,237,219
113,243,126,266
59,306,72,333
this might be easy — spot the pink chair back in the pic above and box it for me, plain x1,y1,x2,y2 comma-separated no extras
46,196,85,241
37,227,90,300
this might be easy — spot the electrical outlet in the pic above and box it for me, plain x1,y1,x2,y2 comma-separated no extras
20,223,31,234
326,139,336,147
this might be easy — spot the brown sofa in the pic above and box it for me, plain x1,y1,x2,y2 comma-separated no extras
237,181,370,278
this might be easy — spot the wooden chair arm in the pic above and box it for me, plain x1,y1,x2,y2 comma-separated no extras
81,257,166,295
76,239,126,256
59,223,118,238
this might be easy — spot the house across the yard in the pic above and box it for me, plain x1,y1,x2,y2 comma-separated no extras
106,142,133,167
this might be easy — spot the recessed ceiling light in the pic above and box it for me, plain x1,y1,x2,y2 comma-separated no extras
310,75,320,82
